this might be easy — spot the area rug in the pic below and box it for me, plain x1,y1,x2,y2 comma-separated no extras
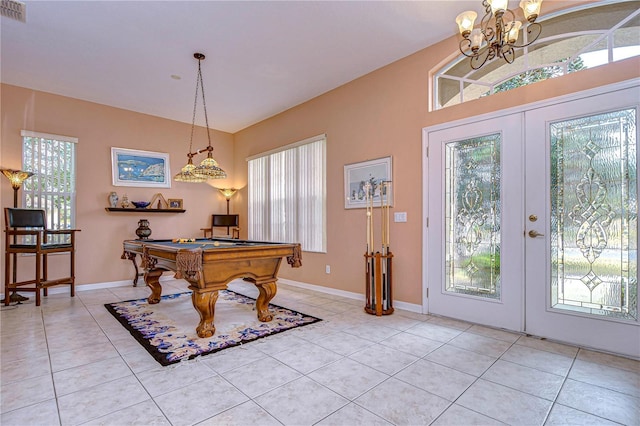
105,290,321,366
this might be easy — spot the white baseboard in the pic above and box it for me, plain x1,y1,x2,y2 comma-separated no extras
278,278,423,314
2,276,423,314
0,274,175,299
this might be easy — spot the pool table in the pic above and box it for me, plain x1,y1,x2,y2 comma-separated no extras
121,238,302,338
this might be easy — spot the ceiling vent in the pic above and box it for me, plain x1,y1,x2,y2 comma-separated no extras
1,0,26,23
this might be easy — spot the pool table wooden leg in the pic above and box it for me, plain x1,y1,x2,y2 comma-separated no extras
255,281,277,322
191,289,219,338
145,269,163,304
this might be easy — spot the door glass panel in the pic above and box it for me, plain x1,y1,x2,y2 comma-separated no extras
445,134,501,299
550,108,637,320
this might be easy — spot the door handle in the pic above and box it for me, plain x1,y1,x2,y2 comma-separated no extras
528,230,544,238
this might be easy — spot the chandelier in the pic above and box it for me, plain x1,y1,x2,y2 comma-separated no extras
174,53,227,183
456,0,543,70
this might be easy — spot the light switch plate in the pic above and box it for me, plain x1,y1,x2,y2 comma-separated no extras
394,212,407,222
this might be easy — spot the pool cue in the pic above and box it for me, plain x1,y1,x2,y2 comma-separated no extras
365,182,372,310
382,181,392,311
381,181,389,311
366,182,376,309
380,181,384,311
365,182,369,311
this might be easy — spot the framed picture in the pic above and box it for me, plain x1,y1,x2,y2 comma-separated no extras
344,156,393,209
168,198,183,209
111,147,171,188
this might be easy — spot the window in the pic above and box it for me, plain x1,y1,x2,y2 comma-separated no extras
434,1,640,109
248,135,326,252
21,130,77,241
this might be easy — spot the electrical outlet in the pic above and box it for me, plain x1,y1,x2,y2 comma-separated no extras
325,265,331,274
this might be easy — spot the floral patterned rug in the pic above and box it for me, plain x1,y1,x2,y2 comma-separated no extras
105,290,321,366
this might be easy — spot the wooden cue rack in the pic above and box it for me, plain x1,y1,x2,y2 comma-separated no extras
364,180,394,316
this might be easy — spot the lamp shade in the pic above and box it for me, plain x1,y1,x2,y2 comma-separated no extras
174,159,207,183
1,169,34,190
488,0,509,14
507,21,522,43
520,0,543,22
195,155,227,179
218,188,237,200
456,11,477,37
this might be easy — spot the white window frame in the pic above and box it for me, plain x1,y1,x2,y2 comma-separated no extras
247,134,326,253
21,130,78,238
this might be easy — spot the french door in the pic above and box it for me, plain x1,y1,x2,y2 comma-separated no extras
425,82,639,358
426,114,524,331
524,86,639,357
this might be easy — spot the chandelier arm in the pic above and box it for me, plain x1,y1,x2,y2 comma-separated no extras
503,46,516,64
510,22,542,48
500,9,516,45
189,145,214,156
478,0,495,40
459,39,479,58
502,8,516,27
481,0,491,15
470,47,492,70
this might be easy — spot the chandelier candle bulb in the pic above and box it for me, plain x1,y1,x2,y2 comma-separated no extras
508,21,522,43
470,29,484,50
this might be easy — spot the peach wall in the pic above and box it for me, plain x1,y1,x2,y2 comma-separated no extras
234,38,640,306
1,84,235,286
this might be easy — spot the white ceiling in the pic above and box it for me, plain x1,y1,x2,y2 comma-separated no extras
1,1,479,133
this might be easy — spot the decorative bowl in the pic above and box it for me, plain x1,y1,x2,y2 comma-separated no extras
132,201,150,209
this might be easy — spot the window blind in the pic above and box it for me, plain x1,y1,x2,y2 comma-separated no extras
248,136,326,252
21,130,77,241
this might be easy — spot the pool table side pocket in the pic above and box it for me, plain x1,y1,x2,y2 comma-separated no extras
175,248,203,281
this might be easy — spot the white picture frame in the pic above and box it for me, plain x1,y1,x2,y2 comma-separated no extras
344,156,393,209
111,147,171,188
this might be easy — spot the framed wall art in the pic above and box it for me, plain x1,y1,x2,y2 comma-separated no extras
344,156,393,209
168,198,183,209
111,147,171,188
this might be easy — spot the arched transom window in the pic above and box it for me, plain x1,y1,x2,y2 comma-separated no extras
434,1,640,110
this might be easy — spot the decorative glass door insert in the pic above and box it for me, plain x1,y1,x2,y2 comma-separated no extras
550,109,637,321
427,83,638,356
445,134,501,299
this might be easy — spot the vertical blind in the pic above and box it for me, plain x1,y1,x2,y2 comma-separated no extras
21,130,77,241
248,136,326,252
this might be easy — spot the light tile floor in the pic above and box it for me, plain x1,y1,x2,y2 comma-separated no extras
1,279,639,426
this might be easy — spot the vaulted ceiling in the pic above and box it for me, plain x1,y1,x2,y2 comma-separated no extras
1,1,481,132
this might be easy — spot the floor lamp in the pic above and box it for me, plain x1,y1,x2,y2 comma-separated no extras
217,188,237,234
1,169,34,303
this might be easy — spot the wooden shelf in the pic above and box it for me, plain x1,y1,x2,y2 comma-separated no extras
105,208,185,213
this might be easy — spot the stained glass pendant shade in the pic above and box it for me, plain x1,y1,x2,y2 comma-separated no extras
174,53,227,183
